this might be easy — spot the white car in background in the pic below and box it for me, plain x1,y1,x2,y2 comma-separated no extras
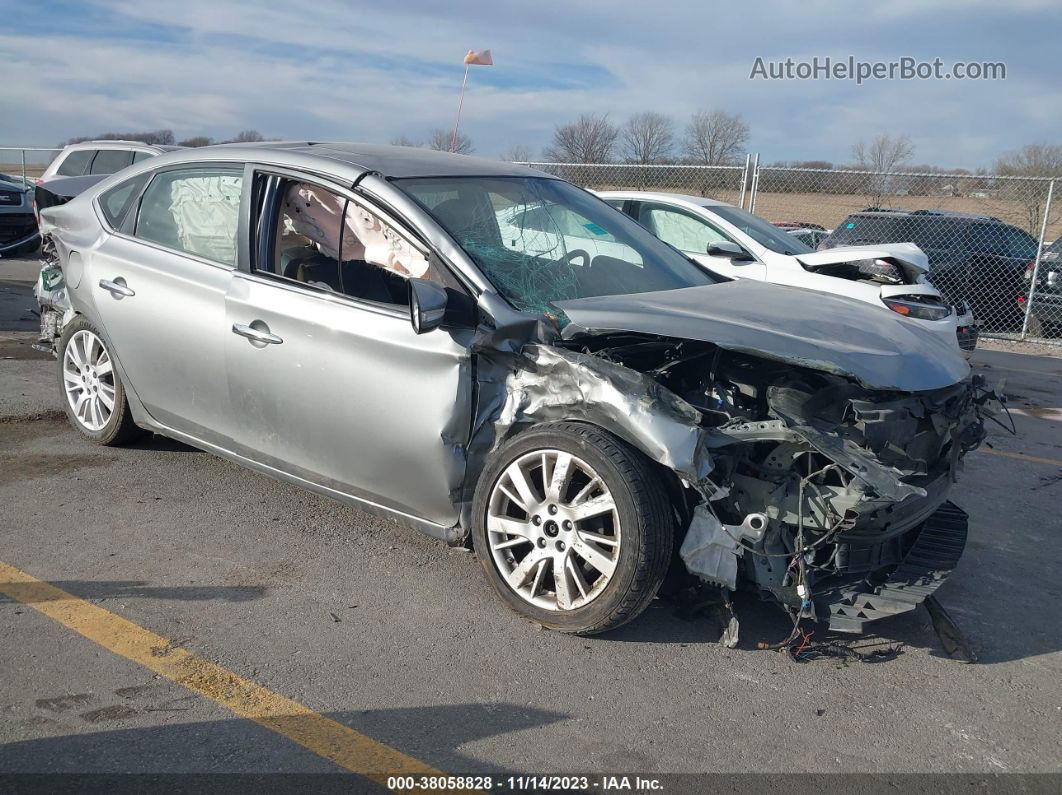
597,191,976,354
37,140,181,187
495,201,638,263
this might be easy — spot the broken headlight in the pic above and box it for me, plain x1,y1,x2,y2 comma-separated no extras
882,296,952,321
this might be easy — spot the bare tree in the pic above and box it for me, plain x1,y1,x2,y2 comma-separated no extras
994,143,1062,233
851,134,914,173
850,134,915,205
428,128,474,155
390,135,423,148
63,129,175,146
500,143,534,163
545,114,619,163
620,112,673,164
177,136,214,147
682,110,749,165
227,129,265,143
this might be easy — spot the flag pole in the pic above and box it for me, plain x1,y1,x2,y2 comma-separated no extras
450,63,471,153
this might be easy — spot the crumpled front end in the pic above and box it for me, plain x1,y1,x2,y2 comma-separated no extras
510,329,997,634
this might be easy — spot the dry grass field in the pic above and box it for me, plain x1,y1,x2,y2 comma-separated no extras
751,191,1062,241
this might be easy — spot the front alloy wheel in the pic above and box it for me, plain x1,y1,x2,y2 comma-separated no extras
473,422,673,635
487,448,621,611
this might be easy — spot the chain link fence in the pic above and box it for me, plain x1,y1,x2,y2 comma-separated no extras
0,147,62,185
526,162,749,207
527,159,1061,344
4,143,1059,342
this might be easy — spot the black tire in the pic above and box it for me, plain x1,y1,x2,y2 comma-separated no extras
472,421,673,635
57,317,144,446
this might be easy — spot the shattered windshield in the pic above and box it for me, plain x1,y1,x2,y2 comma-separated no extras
395,176,716,315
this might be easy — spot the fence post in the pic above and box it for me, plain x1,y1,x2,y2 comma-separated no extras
738,153,751,209
1021,179,1055,339
21,149,27,186
748,154,761,214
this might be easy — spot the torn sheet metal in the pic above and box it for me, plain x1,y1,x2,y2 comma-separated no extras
34,241,71,348
680,507,769,590
493,343,714,484
795,242,929,277
766,384,926,503
679,506,736,589
554,280,969,392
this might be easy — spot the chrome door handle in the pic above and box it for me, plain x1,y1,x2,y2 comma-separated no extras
99,278,135,297
232,323,283,345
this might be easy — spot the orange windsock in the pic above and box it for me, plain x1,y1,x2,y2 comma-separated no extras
463,49,493,66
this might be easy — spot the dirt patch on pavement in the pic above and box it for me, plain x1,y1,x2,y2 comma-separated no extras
0,452,113,487
0,338,50,361
0,418,67,449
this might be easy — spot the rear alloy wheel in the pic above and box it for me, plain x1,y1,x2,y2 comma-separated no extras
472,422,673,634
58,318,143,445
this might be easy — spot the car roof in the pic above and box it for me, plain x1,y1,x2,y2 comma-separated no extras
62,140,175,152
844,208,1001,224
596,190,733,208
202,141,546,180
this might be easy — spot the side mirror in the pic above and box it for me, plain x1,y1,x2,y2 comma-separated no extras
707,241,752,260
408,278,448,334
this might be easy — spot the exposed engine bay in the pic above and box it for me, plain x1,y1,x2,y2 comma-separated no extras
527,330,998,634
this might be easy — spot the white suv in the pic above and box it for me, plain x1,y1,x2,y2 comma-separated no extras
37,141,179,186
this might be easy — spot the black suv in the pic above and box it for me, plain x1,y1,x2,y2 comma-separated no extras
1024,238,1062,336
821,209,1039,331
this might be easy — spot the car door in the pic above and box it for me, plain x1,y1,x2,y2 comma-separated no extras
629,201,767,280
223,170,474,527
87,164,244,444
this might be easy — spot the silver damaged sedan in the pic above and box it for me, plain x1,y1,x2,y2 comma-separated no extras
36,143,998,636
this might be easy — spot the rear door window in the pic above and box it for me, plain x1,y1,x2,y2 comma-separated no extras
968,224,1006,257
134,167,244,266
56,150,94,176
1004,226,1038,260
90,149,134,175
98,175,149,229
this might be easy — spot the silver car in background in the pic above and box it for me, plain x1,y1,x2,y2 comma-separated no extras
37,143,996,636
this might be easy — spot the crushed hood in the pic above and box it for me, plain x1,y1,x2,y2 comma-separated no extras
796,242,929,275
554,280,969,392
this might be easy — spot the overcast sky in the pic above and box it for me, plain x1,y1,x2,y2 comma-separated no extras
3,0,1059,168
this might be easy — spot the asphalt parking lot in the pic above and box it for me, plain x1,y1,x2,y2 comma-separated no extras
1,255,1060,783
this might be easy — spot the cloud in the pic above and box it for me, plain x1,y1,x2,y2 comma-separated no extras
3,0,1059,168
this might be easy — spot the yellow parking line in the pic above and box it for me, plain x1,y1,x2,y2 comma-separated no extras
975,447,1062,468
0,560,445,788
